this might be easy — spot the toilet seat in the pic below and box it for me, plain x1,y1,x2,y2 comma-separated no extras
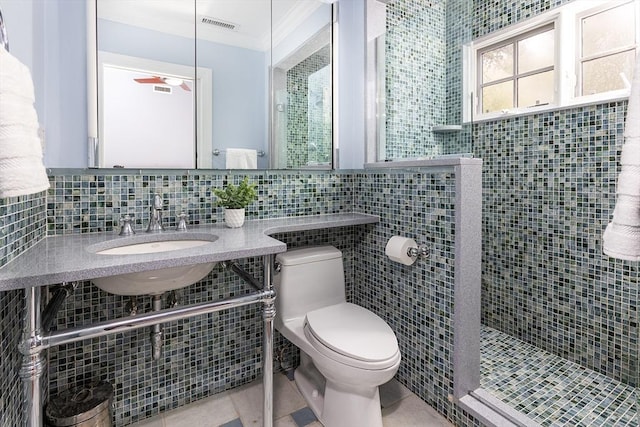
304,303,400,370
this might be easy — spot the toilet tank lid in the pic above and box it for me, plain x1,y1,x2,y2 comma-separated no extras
276,246,342,266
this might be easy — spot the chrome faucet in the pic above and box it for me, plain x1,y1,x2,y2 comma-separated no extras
146,194,165,232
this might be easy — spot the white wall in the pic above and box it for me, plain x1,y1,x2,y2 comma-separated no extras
99,18,268,168
101,67,194,168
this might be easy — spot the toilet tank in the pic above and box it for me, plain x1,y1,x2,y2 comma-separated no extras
274,246,346,322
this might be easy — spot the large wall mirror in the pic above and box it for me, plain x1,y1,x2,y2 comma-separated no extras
89,0,334,170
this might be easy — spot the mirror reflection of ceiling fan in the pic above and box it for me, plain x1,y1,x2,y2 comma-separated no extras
134,76,191,91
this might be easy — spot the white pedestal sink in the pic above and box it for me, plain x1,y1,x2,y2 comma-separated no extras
88,235,218,296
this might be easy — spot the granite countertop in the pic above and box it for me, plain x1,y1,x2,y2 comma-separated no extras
0,213,379,291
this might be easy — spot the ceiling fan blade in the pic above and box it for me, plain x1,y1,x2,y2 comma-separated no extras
134,76,165,84
180,82,192,91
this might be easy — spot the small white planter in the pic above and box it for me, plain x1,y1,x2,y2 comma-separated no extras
224,208,245,228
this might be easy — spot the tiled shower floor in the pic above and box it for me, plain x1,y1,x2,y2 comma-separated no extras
481,326,638,426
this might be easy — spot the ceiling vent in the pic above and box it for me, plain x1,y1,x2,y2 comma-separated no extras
201,17,238,31
153,86,172,94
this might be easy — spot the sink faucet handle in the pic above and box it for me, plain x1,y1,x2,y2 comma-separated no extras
119,215,135,236
176,212,188,231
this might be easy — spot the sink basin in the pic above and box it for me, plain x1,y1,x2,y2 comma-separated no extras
88,234,218,296
95,239,213,255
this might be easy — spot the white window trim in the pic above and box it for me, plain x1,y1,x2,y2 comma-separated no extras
463,0,640,123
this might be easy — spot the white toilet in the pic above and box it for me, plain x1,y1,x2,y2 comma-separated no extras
273,246,401,427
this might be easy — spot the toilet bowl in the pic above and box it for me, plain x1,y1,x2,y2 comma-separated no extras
273,246,401,427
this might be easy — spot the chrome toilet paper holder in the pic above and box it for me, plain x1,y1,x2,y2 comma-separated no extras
407,245,429,260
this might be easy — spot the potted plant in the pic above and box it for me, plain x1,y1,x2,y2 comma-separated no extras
213,177,258,228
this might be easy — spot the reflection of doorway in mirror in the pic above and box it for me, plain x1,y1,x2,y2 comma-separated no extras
102,66,195,168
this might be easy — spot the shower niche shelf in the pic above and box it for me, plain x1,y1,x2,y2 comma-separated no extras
432,125,462,133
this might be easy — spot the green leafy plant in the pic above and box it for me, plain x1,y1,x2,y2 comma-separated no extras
213,177,258,209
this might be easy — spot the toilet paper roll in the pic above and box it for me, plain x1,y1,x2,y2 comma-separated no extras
385,236,417,265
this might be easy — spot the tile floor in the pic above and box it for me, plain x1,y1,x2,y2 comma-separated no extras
132,375,453,427
481,326,638,426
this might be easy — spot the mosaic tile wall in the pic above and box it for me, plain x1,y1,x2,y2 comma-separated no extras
383,0,446,160
286,45,332,169
473,0,572,39
46,171,353,234
0,289,26,427
442,0,474,156
477,103,639,388
0,192,48,426
0,192,47,266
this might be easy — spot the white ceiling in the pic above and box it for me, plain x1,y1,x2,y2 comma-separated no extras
97,0,327,51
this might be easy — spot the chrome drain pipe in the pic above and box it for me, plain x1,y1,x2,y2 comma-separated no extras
41,282,78,332
150,295,163,360
221,260,262,291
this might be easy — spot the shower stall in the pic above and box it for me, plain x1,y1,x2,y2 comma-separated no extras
366,0,639,425
271,17,333,169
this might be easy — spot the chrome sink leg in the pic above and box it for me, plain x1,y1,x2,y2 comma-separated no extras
150,295,163,360
19,286,45,427
262,255,275,427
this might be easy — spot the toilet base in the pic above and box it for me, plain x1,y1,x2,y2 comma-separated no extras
294,352,384,427
293,353,326,419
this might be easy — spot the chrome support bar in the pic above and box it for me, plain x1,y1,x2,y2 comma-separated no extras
19,287,45,427
262,255,275,427
43,291,272,350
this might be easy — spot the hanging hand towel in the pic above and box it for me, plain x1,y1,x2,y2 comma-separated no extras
0,48,49,198
225,148,257,169
603,54,640,260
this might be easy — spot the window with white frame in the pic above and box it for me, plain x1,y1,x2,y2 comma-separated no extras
466,0,639,121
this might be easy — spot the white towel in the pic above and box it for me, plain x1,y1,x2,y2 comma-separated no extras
603,54,640,260
225,148,257,169
0,48,49,198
